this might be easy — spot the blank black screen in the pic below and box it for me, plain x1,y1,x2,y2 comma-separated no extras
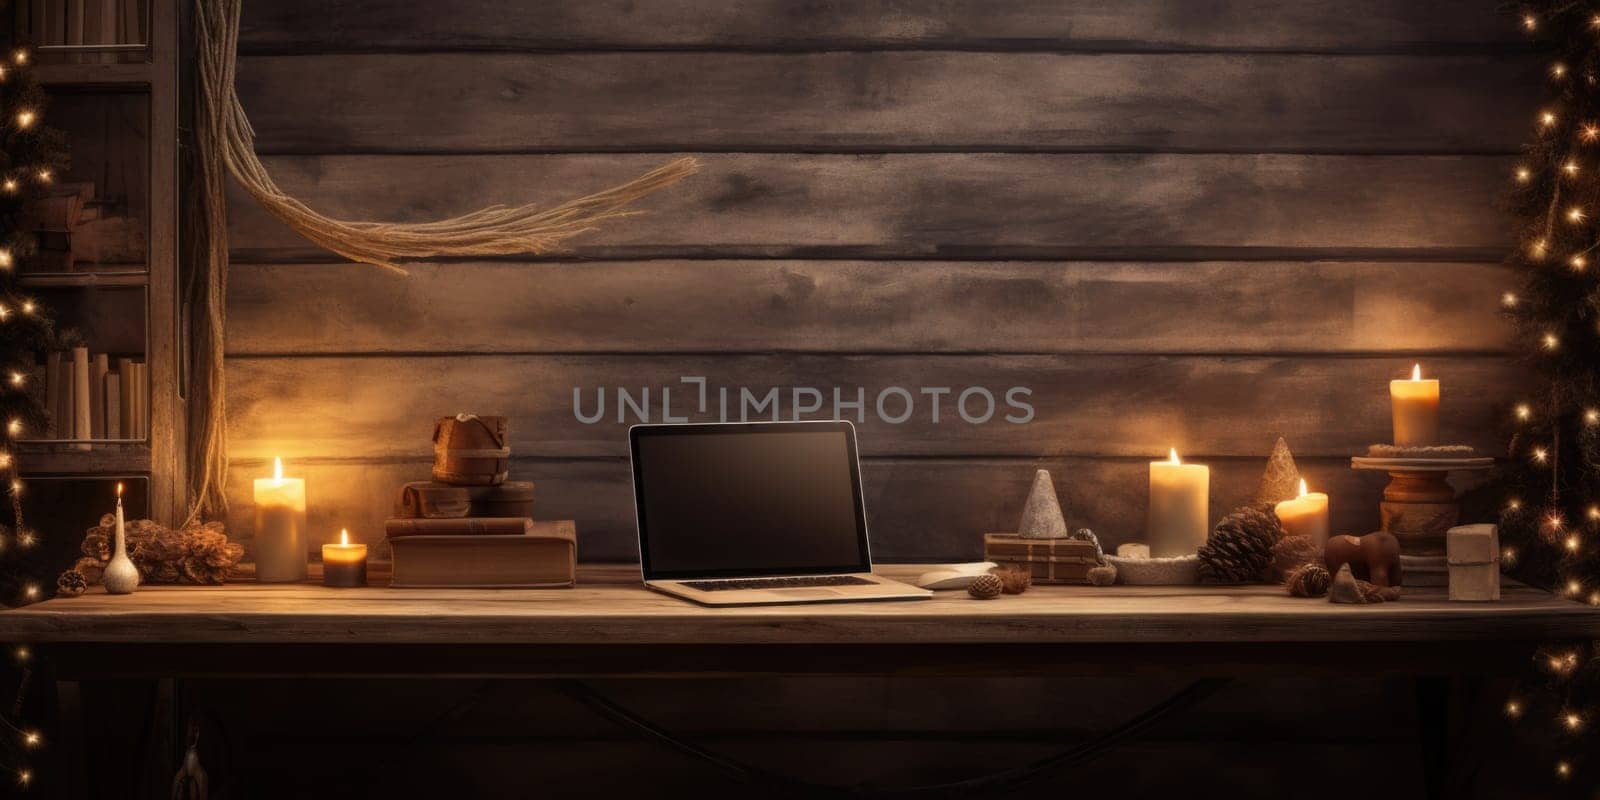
635,428,868,577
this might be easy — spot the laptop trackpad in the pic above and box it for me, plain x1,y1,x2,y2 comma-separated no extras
773,588,842,598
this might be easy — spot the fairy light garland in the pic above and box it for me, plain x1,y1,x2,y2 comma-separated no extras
1503,5,1600,783
0,43,69,792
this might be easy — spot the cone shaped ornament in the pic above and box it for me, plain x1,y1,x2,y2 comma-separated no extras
1017,469,1069,538
1252,437,1302,506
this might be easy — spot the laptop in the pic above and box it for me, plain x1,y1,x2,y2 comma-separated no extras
630,420,931,606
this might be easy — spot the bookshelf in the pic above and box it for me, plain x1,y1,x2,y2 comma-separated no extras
11,0,184,524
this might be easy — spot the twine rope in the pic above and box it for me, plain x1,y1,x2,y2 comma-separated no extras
184,0,697,524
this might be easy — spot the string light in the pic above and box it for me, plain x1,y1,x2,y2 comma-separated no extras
21,730,39,748
8,372,24,387
1583,123,1600,142
1571,254,1588,270
1590,590,1600,606
17,530,36,548
1552,62,1568,80
2,179,16,193
1531,238,1548,259
0,452,10,469
1516,403,1532,421
1507,699,1523,717
1565,534,1581,553
1541,110,1559,129
1567,206,1586,223
1557,761,1571,779
1515,165,1532,183
1563,160,1580,176
35,168,52,183
12,647,28,663
14,110,34,130
1542,332,1560,350
1566,579,1582,596
1524,13,1539,31
1587,409,1600,425
1503,546,1519,566
13,48,29,65
16,768,30,787
1534,446,1550,463
1589,504,1600,520
0,304,10,321
20,301,34,315
1563,711,1583,731
6,419,19,436
22,584,38,601
1502,291,1519,308
1508,498,1523,511
0,249,12,268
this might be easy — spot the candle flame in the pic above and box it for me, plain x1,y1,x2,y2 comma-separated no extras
340,528,349,546
1411,363,1422,381
1298,478,1308,498
116,482,123,498
1167,448,1180,465
273,456,283,482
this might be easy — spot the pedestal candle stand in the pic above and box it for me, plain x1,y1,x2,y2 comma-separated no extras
1350,453,1493,586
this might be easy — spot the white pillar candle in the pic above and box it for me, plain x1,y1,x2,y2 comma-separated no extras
1148,448,1210,557
253,456,308,583
1390,363,1440,447
1274,478,1330,546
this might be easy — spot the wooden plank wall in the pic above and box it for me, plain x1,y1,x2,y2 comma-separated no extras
222,1,1530,566
193,4,1545,798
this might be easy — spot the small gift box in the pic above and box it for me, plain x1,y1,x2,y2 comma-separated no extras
1446,524,1499,602
983,533,1098,584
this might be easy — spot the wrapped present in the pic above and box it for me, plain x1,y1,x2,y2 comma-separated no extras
1446,524,1499,602
982,533,1098,584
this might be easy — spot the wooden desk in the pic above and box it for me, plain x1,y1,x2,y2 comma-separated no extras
2,564,1595,678
4,565,1594,799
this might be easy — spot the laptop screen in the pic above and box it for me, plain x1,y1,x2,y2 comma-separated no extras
631,422,871,579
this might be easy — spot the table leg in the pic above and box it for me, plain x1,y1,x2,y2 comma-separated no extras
54,680,88,800
1415,676,1450,800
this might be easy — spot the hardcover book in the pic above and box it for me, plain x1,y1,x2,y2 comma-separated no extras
388,520,576,589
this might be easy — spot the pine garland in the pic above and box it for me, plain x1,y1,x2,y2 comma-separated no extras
1497,3,1600,785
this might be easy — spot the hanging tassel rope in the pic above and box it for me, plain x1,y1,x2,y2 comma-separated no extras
195,0,698,274
184,0,698,524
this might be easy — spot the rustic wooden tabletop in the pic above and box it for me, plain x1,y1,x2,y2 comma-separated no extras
2,564,1595,647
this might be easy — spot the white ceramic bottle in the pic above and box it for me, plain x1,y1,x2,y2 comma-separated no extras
102,483,140,595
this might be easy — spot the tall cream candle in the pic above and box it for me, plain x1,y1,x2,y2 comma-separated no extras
1390,363,1440,447
1148,448,1210,557
1274,478,1330,546
253,456,307,583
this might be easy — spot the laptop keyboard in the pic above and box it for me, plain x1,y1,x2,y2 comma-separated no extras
680,575,875,592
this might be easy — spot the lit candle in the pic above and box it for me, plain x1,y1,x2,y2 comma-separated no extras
253,457,307,583
321,528,368,588
1274,478,1330,547
1148,448,1210,557
1390,364,1440,447
102,482,140,594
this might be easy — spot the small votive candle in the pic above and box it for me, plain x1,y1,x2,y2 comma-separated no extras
1274,478,1330,547
1390,363,1440,447
322,528,368,588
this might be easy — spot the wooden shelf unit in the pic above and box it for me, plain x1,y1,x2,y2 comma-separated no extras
10,0,184,523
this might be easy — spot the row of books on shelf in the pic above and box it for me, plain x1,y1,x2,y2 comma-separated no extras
40,348,145,441
17,0,145,48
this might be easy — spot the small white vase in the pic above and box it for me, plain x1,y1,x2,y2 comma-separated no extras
103,531,140,595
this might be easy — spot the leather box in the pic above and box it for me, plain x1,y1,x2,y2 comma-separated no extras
983,533,1098,584
467,481,535,518
394,481,472,519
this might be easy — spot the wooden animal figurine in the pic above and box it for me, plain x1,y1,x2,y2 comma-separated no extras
1323,530,1403,588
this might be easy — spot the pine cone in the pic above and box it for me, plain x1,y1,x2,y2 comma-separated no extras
1197,506,1284,584
995,565,1032,594
55,569,88,598
1285,562,1331,597
967,573,1003,599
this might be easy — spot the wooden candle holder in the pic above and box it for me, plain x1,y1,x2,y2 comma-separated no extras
1350,455,1492,556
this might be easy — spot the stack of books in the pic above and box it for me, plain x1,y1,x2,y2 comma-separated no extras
385,476,576,588
42,346,143,441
